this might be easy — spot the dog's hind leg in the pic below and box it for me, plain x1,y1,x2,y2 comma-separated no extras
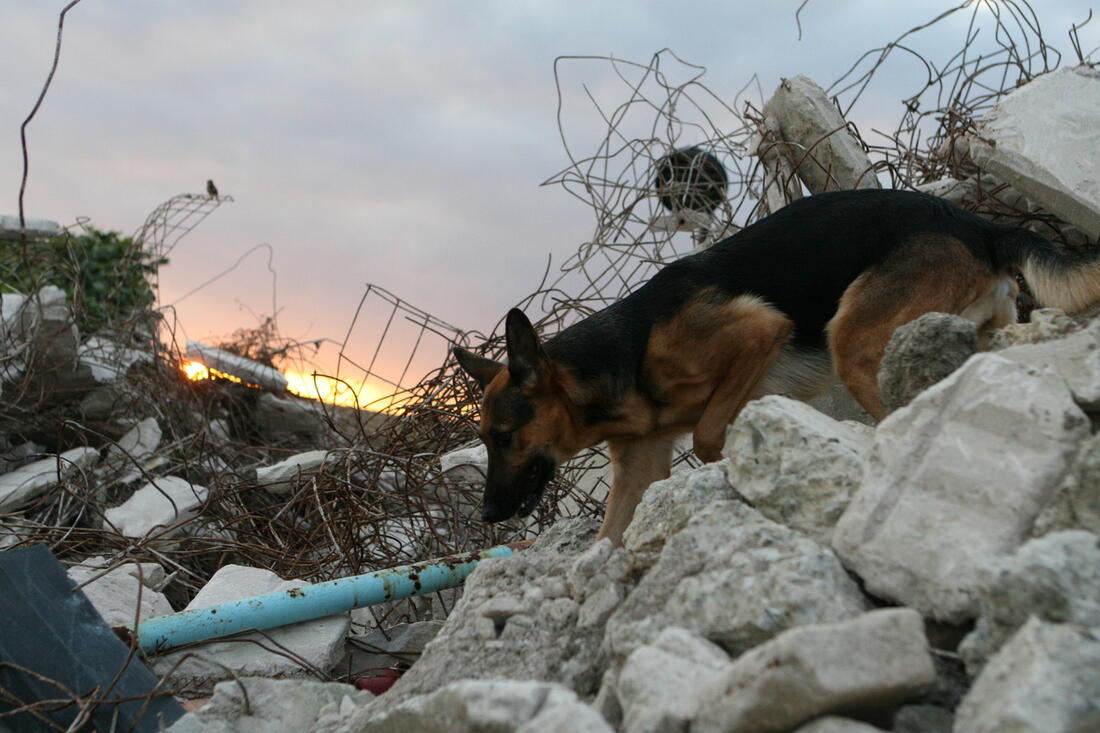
828,236,1004,420
598,433,677,547
692,306,793,462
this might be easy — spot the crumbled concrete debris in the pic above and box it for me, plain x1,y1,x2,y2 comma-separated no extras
102,416,162,477
723,396,870,545
988,307,1080,349
891,705,954,733
78,334,152,384
0,214,60,239
168,677,373,733
877,313,978,413
438,444,486,484
792,718,888,733
1032,432,1100,536
762,74,880,193
693,609,935,733
833,353,1090,622
622,462,738,552
342,621,443,678
954,618,1100,733
615,626,732,733
104,475,209,538
23,285,79,374
364,518,604,715
606,496,870,666
806,380,875,425
254,392,326,437
152,564,350,694
356,679,613,733
66,557,173,628
963,65,1100,239
752,114,804,215
255,450,332,493
958,530,1100,674
186,340,288,391
0,446,100,512
998,319,1100,409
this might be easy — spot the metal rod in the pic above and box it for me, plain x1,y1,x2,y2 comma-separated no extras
134,542,529,654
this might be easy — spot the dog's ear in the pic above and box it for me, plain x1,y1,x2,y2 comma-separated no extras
452,346,504,390
505,308,547,391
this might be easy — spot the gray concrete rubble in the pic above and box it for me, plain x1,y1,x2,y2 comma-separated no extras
0,214,61,239
605,498,870,665
361,518,605,716
20,285,79,375
1032,432,1100,536
342,621,443,678
101,416,162,476
998,319,1100,409
104,475,209,538
723,395,870,545
615,626,732,733
255,449,333,493
356,679,613,733
833,353,1090,622
77,334,153,384
693,609,935,733
988,307,1080,349
876,313,978,413
963,65,1100,239
253,392,326,437
168,677,374,733
622,462,738,552
958,530,1100,674
953,618,1100,733
891,705,954,733
66,557,173,628
152,564,350,694
762,74,880,193
0,446,100,512
792,718,887,733
186,340,288,391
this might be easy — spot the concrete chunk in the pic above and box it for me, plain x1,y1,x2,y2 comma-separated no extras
954,618,1100,733
762,75,879,193
0,446,99,512
186,340,288,391
999,320,1100,409
255,450,332,493
67,557,173,628
152,564,350,693
723,396,870,545
833,354,1090,622
104,476,208,538
694,609,935,733
877,313,978,413
965,66,1100,239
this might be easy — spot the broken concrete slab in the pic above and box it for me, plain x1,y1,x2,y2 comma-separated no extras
168,676,373,733
958,530,1100,674
104,476,209,538
255,449,332,493
833,353,1090,622
694,609,935,733
723,396,870,545
989,307,1080,349
254,392,326,437
0,214,61,240
607,496,870,665
954,618,1100,733
998,319,1100,409
343,621,443,677
77,335,153,384
102,416,162,477
186,340,288,391
622,463,738,552
964,65,1100,239
152,564,350,693
616,626,732,733
0,446,99,512
66,557,173,628
355,679,613,733
763,74,880,193
1032,432,1100,536
877,313,978,413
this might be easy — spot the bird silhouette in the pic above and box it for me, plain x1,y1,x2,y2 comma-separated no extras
206,179,219,197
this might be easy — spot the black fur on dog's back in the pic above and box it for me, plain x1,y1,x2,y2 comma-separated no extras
544,188,1097,419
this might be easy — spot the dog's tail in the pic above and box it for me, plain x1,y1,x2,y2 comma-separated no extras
996,228,1100,313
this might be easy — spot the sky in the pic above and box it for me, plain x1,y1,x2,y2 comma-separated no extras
1,1,1096,397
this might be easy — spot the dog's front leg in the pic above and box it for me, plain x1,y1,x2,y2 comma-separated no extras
597,434,676,547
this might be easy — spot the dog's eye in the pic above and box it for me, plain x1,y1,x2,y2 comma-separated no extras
489,428,513,449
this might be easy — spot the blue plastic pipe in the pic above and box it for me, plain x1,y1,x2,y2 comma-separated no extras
133,542,528,654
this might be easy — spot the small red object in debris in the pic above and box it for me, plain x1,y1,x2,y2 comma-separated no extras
354,668,403,695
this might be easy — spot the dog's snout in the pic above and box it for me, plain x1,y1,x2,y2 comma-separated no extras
481,499,510,523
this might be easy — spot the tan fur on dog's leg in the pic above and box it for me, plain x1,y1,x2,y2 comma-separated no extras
597,433,676,547
692,311,792,462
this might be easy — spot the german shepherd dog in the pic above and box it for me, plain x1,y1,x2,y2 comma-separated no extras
453,189,1100,545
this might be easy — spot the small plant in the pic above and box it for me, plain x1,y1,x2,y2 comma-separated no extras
0,227,166,334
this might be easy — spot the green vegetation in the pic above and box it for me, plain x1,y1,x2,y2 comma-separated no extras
0,227,166,334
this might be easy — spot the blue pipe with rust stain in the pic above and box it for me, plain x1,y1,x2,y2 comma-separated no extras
133,541,529,654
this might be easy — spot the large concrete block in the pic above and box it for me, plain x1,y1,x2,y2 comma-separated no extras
104,476,209,538
0,446,99,512
833,354,1090,622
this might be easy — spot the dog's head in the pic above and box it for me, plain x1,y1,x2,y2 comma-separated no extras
452,309,577,524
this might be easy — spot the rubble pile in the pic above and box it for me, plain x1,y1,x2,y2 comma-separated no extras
3,5,1100,731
